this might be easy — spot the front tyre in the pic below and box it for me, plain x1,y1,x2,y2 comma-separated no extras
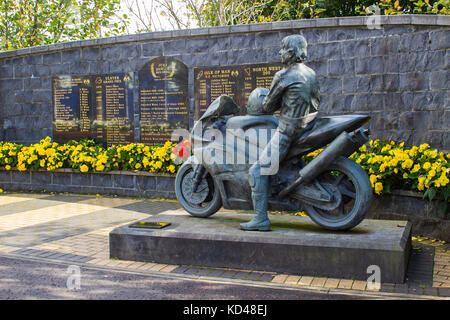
175,160,222,217
304,156,372,231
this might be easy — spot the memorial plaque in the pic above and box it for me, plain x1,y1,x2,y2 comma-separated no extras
194,65,243,120
53,75,95,143
95,74,134,146
194,62,283,119
53,73,134,146
139,57,189,145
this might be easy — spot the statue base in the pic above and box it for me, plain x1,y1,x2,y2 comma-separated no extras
109,211,411,283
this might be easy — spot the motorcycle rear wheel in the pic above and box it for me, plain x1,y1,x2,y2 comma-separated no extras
175,160,222,218
303,156,372,231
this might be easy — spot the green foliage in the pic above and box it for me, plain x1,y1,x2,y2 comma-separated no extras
191,0,448,27
0,0,128,51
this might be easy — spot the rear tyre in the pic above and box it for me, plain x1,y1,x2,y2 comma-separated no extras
303,156,372,230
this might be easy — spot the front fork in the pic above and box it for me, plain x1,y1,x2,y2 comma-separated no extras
192,164,206,193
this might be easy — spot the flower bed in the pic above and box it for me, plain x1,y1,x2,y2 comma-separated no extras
0,137,449,211
305,139,450,213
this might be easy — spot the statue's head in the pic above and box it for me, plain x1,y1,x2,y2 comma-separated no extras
280,35,307,65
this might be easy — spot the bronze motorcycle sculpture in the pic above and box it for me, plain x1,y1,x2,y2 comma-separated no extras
175,93,373,231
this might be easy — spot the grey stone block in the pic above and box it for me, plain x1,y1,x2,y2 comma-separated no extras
186,38,210,53
230,34,255,50
0,171,11,183
309,42,341,60
384,25,413,35
11,171,30,184
50,63,70,74
110,212,411,283
400,32,431,52
412,91,446,111
415,50,445,72
121,44,141,58
92,173,113,188
0,65,13,79
102,46,121,60
24,78,42,90
305,60,327,77
136,175,156,192
142,42,164,57
24,54,43,65
208,36,231,52
354,27,384,39
318,77,342,94
327,28,355,41
370,74,399,92
155,176,175,191
15,91,32,104
43,52,61,65
82,47,101,60
328,58,355,76
52,172,71,185
400,72,430,91
13,65,31,78
343,75,370,93
255,32,279,48
30,65,50,77
31,90,51,104
31,171,52,185
113,174,135,189
163,39,186,55
69,61,90,74
61,49,81,63
301,29,327,44
343,39,370,57
72,173,92,186
355,56,383,74
430,70,449,90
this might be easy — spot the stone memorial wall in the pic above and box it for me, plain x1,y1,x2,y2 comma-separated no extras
0,15,448,151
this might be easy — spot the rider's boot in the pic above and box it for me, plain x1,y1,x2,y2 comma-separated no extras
240,192,271,231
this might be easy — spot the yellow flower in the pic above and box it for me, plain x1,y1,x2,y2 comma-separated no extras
0,188,3,193
374,182,383,195
96,164,105,171
135,163,142,169
80,164,89,173
423,162,431,170
369,174,377,187
5,165,11,170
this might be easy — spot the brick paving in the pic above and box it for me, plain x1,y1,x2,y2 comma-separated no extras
0,192,449,298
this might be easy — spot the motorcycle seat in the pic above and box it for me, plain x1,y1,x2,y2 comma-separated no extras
226,115,278,131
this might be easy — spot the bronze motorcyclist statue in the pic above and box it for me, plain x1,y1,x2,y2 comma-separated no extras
177,34,372,232
240,34,320,231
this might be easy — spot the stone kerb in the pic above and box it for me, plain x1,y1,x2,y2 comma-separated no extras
0,168,176,199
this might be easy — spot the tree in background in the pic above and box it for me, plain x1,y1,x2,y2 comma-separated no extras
0,0,128,51
158,0,448,27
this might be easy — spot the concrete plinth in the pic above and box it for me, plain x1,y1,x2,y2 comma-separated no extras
109,211,411,283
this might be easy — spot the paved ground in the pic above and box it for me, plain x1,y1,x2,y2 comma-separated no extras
0,192,449,299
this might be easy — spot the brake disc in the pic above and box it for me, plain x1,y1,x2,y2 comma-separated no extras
182,172,210,205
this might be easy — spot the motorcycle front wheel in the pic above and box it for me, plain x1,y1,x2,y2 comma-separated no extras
175,160,222,218
303,156,373,231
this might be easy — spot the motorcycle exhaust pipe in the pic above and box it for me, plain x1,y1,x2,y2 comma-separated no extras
279,128,369,198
